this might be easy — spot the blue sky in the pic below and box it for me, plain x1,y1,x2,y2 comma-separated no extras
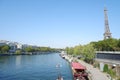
0,0,120,48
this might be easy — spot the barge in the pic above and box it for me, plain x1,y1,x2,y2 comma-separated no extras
71,62,89,80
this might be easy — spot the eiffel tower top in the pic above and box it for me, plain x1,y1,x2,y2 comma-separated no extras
103,7,112,39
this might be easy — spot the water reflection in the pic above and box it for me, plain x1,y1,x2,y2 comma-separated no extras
16,56,21,68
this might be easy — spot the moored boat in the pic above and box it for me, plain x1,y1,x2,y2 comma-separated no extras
59,52,66,59
71,62,89,80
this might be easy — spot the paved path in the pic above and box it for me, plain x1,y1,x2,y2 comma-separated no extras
77,60,110,80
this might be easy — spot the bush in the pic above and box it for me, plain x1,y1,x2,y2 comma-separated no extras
15,50,21,54
103,64,108,72
118,78,120,80
107,69,116,78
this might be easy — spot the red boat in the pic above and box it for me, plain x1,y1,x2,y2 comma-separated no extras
71,62,89,80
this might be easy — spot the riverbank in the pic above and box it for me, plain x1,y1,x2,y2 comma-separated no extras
0,52,58,56
60,54,110,80
77,60,110,80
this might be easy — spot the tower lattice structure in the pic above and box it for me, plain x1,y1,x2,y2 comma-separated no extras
104,7,112,39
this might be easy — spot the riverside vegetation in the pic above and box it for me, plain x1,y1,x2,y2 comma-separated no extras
65,38,120,80
65,38,120,63
0,45,61,54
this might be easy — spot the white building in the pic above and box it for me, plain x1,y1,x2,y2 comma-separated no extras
0,40,8,46
8,42,17,53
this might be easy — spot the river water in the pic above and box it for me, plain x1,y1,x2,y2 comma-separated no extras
0,53,73,80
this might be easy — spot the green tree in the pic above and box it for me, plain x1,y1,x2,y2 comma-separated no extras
65,47,69,54
39,47,50,52
1,45,10,53
92,38,120,51
23,46,56,52
73,45,83,56
117,39,120,50
15,50,21,54
82,44,96,63
65,47,74,55
24,47,34,52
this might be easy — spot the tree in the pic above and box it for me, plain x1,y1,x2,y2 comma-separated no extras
38,47,51,52
82,44,96,63
65,47,69,54
1,45,10,53
65,44,96,63
65,47,74,55
92,38,120,51
117,39,120,50
24,47,34,52
73,45,83,56
15,50,21,54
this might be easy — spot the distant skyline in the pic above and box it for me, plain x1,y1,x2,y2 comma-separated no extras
0,0,120,48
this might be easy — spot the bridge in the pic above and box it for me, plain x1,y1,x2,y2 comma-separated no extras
95,51,120,76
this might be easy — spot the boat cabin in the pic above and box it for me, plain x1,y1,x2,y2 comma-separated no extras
71,62,88,80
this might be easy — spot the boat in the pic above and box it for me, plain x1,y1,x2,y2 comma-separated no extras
56,64,64,80
59,52,66,59
71,62,89,80
61,55,65,59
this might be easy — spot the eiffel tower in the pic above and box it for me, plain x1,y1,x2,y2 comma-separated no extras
104,7,112,39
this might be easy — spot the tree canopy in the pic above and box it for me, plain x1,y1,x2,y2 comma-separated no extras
0,45,10,53
91,38,120,51
65,38,120,63
23,46,60,53
65,44,96,63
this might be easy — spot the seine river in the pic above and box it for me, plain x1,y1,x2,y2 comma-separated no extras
0,53,73,80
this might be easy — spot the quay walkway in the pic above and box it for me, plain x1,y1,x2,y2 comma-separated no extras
60,53,111,80
77,60,110,80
